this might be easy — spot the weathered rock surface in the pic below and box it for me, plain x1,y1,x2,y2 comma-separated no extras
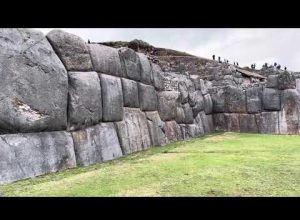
175,106,185,124
214,113,240,132
138,83,157,111
71,123,122,166
211,88,226,113
263,88,281,111
0,28,68,133
182,103,194,124
157,91,179,121
121,78,139,108
88,44,123,77
152,63,164,91
163,121,183,142
145,111,168,146
115,108,151,154
203,94,213,114
100,74,123,122
279,89,300,134
213,113,226,131
266,75,278,88
296,79,300,93
224,86,247,113
246,86,263,113
137,52,153,84
119,47,141,81
256,112,279,134
68,72,102,131
199,111,214,134
46,30,93,71
180,124,197,139
278,71,296,90
178,82,189,104
189,90,205,117
0,131,76,184
239,114,259,133
194,113,205,136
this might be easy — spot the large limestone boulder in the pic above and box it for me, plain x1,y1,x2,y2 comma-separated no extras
163,121,183,142
157,91,180,121
239,114,259,133
190,75,201,90
121,78,139,108
100,74,124,122
266,75,278,88
194,113,205,136
152,63,164,91
119,47,141,81
175,106,185,124
203,94,213,114
71,123,123,166
67,71,102,131
178,81,189,104
199,111,214,134
263,88,281,111
138,83,158,111
0,28,68,133
88,44,123,77
137,53,153,84
256,112,279,134
0,131,76,184
182,103,194,124
145,111,168,146
189,90,205,117
115,108,151,154
278,71,296,90
224,86,247,113
246,86,263,113
296,79,300,93
213,113,226,131
211,88,226,113
225,113,240,132
279,89,300,134
46,30,93,71
180,124,197,139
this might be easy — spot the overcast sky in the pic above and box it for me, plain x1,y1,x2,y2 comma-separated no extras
36,28,300,71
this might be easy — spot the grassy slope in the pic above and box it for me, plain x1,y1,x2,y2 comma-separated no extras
1,132,299,197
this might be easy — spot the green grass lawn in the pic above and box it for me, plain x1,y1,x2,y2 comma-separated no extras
1,132,299,197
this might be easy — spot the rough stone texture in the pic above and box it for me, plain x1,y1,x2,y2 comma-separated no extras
213,113,226,131
239,114,259,133
0,28,68,133
88,44,123,77
138,83,157,111
263,88,281,111
182,103,194,124
296,79,300,94
157,91,179,121
152,63,164,91
278,71,296,90
190,75,201,90
121,78,139,108
119,47,141,81
178,82,189,104
225,113,240,132
211,88,226,113
71,123,122,166
145,111,168,146
246,86,263,113
115,108,151,154
266,75,278,88
137,52,153,84
279,89,300,134
256,112,279,134
199,111,214,134
224,86,247,113
175,106,185,124
203,94,213,114
164,121,183,142
194,113,205,136
100,74,123,122
46,30,93,71
0,131,76,184
180,124,197,139
189,90,205,117
68,72,102,131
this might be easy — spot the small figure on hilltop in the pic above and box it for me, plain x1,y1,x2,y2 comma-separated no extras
218,56,221,63
274,62,277,67
88,39,90,44
237,62,239,66
212,55,215,60
277,65,281,70
234,62,236,66
284,66,287,71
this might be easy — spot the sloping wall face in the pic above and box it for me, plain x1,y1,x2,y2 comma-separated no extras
0,29,299,184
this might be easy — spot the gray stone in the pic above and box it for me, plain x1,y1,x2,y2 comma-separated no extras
194,113,205,136
199,111,214,134
180,124,197,139
246,86,263,113
164,121,183,142
119,47,141,81
68,72,102,131
178,82,189,104
225,113,240,132
239,114,258,133
157,91,180,121
145,111,168,146
263,88,281,111
100,74,124,122
137,53,153,84
211,88,226,113
278,71,296,90
256,112,279,134
279,89,300,134
175,106,185,124
121,78,139,108
190,75,201,90
115,108,151,154
46,30,93,71
213,113,226,131
138,83,157,111
203,94,213,114
0,28,68,133
189,90,205,117
266,75,278,88
182,103,194,124
152,63,164,91
296,79,300,93
224,86,247,113
71,123,123,166
88,44,123,77
0,131,76,184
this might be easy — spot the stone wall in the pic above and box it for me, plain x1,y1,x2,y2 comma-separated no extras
0,28,299,184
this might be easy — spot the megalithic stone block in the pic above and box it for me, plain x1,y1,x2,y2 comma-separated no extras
138,83,158,111
137,52,153,84
145,111,168,146
121,78,140,108
119,47,141,81
256,112,279,134
157,91,180,121
263,88,281,111
246,86,263,113
239,114,259,133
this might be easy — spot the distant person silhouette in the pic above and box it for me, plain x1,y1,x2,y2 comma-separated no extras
212,55,215,60
88,39,90,44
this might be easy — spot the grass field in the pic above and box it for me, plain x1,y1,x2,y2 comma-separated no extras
0,132,299,197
